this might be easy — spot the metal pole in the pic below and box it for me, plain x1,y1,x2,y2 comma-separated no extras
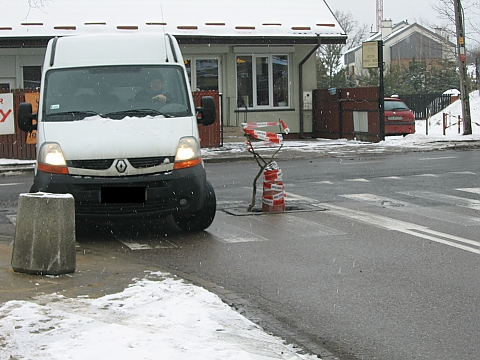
378,40,385,141
453,0,472,135
298,38,321,139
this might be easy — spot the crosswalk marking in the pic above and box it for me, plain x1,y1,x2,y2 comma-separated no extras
284,192,318,202
115,237,177,250
315,203,479,255
76,185,478,250
419,156,456,161
340,193,411,208
339,193,480,226
457,187,480,195
399,190,480,210
0,183,21,187
413,174,438,177
379,176,401,180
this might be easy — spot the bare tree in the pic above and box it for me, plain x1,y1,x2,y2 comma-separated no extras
430,0,480,46
334,11,369,50
317,11,368,88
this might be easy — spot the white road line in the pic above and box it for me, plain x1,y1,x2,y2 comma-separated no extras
284,192,319,202
345,178,370,182
220,235,266,243
419,156,456,161
339,193,480,226
314,203,479,255
115,237,178,250
213,223,269,243
449,171,476,175
457,187,480,195
0,183,21,187
400,190,480,210
340,193,411,208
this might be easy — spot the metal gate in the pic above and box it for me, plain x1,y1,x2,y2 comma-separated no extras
313,87,382,143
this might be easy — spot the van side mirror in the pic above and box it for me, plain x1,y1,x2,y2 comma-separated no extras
18,102,37,132
196,96,216,126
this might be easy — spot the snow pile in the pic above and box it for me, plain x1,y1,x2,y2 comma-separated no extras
0,272,315,360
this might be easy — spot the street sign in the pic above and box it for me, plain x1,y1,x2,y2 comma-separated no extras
0,93,15,135
362,41,379,69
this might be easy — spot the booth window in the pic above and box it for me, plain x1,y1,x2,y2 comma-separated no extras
236,54,289,109
184,57,220,91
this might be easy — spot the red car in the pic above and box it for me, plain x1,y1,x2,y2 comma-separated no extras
384,97,415,136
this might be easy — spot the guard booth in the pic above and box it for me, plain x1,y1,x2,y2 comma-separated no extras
313,87,383,143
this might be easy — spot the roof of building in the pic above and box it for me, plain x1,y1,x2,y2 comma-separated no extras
0,0,346,46
343,21,454,56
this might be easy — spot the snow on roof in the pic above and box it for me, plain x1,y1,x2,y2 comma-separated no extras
0,0,345,40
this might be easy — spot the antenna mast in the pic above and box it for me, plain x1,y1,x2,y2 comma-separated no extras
376,0,383,32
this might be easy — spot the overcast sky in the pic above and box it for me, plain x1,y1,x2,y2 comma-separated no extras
330,0,442,31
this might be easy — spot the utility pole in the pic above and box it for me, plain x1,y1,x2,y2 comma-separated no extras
453,0,472,135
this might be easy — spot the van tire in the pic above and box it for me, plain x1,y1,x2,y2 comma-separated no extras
173,181,216,231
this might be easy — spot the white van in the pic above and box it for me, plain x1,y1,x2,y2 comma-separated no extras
18,33,217,231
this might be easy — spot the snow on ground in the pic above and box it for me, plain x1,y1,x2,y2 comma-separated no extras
0,272,315,360
0,92,479,360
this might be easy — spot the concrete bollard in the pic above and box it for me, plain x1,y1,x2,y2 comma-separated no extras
11,192,76,275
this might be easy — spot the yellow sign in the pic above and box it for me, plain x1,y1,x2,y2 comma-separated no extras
362,41,379,69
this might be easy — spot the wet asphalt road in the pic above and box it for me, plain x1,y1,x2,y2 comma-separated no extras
1,149,479,360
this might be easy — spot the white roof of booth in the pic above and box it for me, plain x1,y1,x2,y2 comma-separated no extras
0,0,345,41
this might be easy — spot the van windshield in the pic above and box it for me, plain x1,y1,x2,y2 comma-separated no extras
43,65,192,121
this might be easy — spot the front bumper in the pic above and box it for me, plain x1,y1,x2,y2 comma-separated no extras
31,164,207,218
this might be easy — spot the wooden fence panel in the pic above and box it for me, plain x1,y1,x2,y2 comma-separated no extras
193,90,222,148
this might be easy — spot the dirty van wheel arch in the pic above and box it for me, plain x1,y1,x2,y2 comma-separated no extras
173,181,216,231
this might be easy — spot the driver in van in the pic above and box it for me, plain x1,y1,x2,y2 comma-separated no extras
135,77,172,103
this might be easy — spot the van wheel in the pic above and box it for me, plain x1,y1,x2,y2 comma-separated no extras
173,181,216,231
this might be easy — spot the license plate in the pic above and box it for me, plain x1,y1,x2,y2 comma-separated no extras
387,116,403,120
101,187,146,204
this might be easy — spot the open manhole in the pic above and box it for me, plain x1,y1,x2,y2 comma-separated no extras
222,203,326,216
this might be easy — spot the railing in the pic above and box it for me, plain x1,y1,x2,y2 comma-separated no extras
397,94,453,120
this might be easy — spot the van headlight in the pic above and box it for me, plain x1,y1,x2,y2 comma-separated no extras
174,137,202,170
38,142,69,174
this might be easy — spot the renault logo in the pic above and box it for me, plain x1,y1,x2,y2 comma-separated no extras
116,160,127,173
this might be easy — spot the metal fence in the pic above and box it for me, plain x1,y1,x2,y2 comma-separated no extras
397,94,454,120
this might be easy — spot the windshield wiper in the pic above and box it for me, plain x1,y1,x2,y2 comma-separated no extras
49,110,105,117
104,109,174,118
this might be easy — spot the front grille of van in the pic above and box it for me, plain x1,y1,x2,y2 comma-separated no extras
67,159,114,170
128,156,174,168
67,157,174,170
